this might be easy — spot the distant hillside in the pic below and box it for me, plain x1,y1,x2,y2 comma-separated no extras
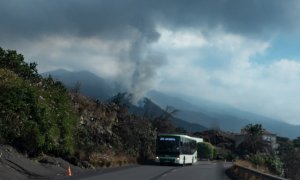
147,90,300,139
43,70,207,133
42,69,119,100
129,98,207,132
44,69,300,138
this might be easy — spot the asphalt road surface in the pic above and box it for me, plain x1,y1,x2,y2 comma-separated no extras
67,161,232,180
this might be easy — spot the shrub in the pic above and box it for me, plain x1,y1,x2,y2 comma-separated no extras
0,47,39,81
197,142,215,160
266,155,284,176
0,47,78,157
250,154,284,176
0,68,77,156
251,154,266,166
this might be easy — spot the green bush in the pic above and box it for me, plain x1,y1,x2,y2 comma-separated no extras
0,47,78,157
0,68,77,156
197,142,215,160
250,154,284,176
251,154,266,166
0,69,43,154
0,47,39,81
266,155,284,176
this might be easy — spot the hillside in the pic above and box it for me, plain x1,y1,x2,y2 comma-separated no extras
129,98,207,132
0,47,177,178
43,69,300,138
44,70,207,133
42,69,120,100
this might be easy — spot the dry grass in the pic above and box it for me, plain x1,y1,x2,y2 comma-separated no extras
235,159,271,174
230,160,274,180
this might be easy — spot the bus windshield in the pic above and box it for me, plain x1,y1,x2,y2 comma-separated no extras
156,136,180,155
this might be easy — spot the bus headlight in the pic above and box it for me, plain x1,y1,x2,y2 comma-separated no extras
176,157,180,160
156,156,159,160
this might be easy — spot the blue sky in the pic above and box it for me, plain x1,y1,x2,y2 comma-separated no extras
254,36,300,63
1,0,300,124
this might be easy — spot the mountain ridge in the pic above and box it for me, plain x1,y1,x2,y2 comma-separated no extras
43,70,207,132
147,90,300,138
42,69,119,100
44,69,300,138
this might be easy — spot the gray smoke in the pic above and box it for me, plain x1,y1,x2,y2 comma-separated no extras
128,38,166,103
115,28,166,104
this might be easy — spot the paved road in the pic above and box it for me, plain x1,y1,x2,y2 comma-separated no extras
67,161,232,180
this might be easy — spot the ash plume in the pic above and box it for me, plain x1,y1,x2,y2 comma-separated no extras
124,33,166,104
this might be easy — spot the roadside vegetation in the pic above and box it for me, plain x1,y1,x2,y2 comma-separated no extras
249,154,284,176
0,48,77,157
197,142,215,160
193,124,300,179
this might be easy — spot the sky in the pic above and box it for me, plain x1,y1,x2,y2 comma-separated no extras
1,0,300,124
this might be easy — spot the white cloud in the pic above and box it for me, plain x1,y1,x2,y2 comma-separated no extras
6,25,300,125
18,36,133,79
156,26,209,49
154,27,300,124
265,59,300,81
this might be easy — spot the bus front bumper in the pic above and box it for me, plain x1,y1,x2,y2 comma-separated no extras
155,156,180,164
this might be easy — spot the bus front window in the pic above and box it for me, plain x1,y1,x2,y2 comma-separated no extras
156,136,180,155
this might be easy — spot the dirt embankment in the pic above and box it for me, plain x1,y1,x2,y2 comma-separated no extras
0,144,84,180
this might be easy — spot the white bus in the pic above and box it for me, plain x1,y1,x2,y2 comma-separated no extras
155,134,203,165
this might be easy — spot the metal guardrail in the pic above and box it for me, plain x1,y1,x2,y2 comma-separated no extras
230,164,289,180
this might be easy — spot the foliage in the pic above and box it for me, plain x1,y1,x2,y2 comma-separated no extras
73,93,157,162
197,142,215,160
0,47,40,81
277,136,294,155
112,104,156,161
293,137,300,148
214,148,236,161
225,151,236,161
237,123,270,154
0,48,77,157
242,123,263,136
250,154,284,176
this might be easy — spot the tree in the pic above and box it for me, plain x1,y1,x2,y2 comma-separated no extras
277,136,294,155
242,123,263,136
0,47,40,81
238,124,270,154
197,142,215,160
293,137,300,148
